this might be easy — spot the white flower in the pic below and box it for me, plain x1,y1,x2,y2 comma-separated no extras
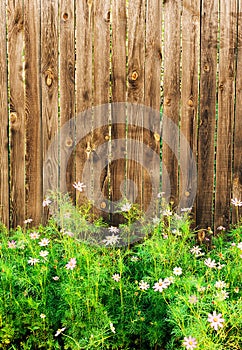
52,276,59,281
39,250,49,258
197,286,206,292
152,216,160,225
39,238,50,247
28,257,40,265
139,280,150,291
183,336,197,349
65,258,77,270
153,279,169,292
108,226,119,233
161,209,172,216
181,207,192,212
112,273,121,282
130,256,139,262
216,290,229,301
204,258,217,268
164,276,175,285
121,202,132,212
73,181,86,192
40,313,46,319
217,225,226,231
214,280,226,289
190,246,204,256
55,327,66,336
29,232,40,240
24,218,33,224
237,242,242,250
43,198,51,207
231,198,242,206
110,322,115,333
157,192,165,198
103,234,121,246
207,311,224,331
188,295,198,304
173,267,182,276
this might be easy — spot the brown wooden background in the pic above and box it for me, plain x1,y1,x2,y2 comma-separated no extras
0,0,242,230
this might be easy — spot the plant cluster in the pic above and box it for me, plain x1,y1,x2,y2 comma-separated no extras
0,192,241,349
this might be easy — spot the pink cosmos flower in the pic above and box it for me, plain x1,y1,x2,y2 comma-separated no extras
207,311,224,331
183,336,197,349
153,279,169,292
65,258,77,270
8,240,16,249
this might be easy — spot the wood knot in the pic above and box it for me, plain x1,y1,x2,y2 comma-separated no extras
185,191,190,197
100,201,106,209
188,99,193,107
165,97,171,106
65,137,73,147
45,70,54,87
104,11,110,22
104,135,109,141
10,112,17,124
62,13,69,21
204,64,209,72
131,71,139,81
154,133,160,142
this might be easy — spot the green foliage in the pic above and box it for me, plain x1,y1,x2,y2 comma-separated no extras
0,196,241,349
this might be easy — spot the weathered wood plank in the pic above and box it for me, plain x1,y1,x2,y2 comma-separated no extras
8,0,25,227
180,0,199,212
59,0,75,196
162,0,181,207
24,0,42,225
110,0,127,223
0,1,9,227
197,0,218,228
41,0,59,197
127,0,145,209
143,0,162,216
92,0,110,218
75,0,93,207
233,1,242,223
214,0,237,229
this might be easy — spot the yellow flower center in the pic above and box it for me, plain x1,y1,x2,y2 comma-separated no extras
213,317,218,322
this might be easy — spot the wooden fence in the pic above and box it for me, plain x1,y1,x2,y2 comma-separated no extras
0,0,242,230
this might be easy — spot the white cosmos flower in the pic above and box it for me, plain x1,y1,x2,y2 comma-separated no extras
103,234,121,246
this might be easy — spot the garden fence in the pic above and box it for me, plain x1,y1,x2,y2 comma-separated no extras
0,0,242,230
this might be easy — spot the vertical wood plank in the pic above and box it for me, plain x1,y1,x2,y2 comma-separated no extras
110,0,127,223
162,0,181,207
59,0,75,195
24,0,42,224
8,0,25,227
233,0,242,223
197,0,218,228
127,0,145,208
75,0,93,206
214,1,237,229
92,0,110,217
42,0,59,196
143,0,162,215
180,0,199,211
0,0,9,227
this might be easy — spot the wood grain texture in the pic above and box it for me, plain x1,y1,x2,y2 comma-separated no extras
162,0,181,207
41,0,59,196
127,0,145,209
24,0,42,225
196,0,218,228
92,0,110,218
233,0,242,223
214,0,236,229
143,0,162,215
180,0,199,212
59,0,75,195
110,0,127,223
0,0,9,227
8,0,25,227
75,0,93,207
